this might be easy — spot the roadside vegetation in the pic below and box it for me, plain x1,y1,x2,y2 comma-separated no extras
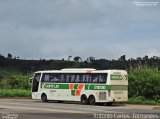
0,63,159,105
0,68,32,97
128,66,160,105
0,89,31,98
0,68,32,89
128,96,160,105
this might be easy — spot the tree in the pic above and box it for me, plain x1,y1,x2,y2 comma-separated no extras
74,56,82,62
68,56,72,61
87,57,95,62
7,53,12,59
118,55,126,61
143,55,149,60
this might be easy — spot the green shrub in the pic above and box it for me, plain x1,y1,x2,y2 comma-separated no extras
0,68,32,90
128,66,160,100
128,97,160,105
0,89,31,97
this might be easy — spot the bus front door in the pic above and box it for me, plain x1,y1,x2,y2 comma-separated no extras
32,73,41,92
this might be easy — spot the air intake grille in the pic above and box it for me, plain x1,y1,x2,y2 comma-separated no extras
99,92,106,100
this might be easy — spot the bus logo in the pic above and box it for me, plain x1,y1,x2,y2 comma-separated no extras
43,84,59,89
94,86,106,90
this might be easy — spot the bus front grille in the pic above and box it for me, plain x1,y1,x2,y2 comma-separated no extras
99,92,106,100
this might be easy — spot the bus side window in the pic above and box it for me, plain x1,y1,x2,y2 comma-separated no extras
60,74,66,83
99,74,107,83
42,73,50,82
99,74,103,83
78,74,82,83
92,74,98,83
70,74,75,83
82,74,90,83
82,75,86,83
85,75,89,83
53,74,60,82
87,74,92,83
75,74,80,83
66,74,70,83
49,73,54,82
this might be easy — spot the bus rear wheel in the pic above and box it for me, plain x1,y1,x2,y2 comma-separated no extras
41,93,48,102
106,102,112,106
88,95,96,105
81,95,88,105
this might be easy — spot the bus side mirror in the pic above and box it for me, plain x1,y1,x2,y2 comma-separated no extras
28,77,33,84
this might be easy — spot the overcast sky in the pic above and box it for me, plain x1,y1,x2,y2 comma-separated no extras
0,0,160,60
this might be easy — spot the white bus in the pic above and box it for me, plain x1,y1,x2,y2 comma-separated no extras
30,68,128,105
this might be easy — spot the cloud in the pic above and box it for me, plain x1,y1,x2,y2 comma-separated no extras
0,0,160,60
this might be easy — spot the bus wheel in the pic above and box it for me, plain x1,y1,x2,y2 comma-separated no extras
41,93,48,102
88,95,96,105
81,95,88,105
106,102,112,106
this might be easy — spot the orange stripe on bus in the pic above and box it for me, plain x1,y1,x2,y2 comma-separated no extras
75,90,81,96
86,70,92,73
78,84,84,90
69,84,74,90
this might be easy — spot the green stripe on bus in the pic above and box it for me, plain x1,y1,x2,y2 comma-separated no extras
71,90,76,96
85,84,108,90
41,83,127,90
85,85,89,90
74,84,78,89
41,83,69,89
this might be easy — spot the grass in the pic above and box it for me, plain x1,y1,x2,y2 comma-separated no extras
0,89,31,98
128,96,160,105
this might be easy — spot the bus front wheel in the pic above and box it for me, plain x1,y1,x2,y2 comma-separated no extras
88,95,96,105
41,93,48,102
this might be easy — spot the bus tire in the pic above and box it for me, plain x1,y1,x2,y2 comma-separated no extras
41,93,48,102
106,102,112,106
81,95,88,105
88,95,96,105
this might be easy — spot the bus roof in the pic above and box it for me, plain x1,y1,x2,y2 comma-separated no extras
61,68,96,71
35,68,127,74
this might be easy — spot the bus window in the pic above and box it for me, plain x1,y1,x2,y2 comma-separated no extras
82,75,86,83
87,74,92,83
99,74,105,83
66,74,70,83
92,74,98,83
42,73,50,82
99,74,106,83
60,74,66,83
70,74,75,83
82,74,91,83
75,74,80,83
52,74,60,83
49,73,54,82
